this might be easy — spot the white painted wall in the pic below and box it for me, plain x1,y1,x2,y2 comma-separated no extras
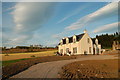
79,33,93,54
58,31,101,55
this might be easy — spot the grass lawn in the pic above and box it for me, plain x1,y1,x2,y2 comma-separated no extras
2,58,33,66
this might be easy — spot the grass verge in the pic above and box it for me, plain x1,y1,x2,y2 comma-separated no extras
2,58,33,66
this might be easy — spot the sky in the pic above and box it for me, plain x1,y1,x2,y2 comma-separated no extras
1,2,119,47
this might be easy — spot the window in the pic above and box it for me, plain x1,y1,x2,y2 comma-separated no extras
73,38,76,43
60,40,63,45
60,42,62,45
73,47,77,53
89,47,91,53
66,48,69,53
88,38,90,43
116,41,117,45
66,38,69,44
60,49,63,53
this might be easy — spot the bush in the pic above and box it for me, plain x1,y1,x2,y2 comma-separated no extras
30,55,35,57
5,54,9,56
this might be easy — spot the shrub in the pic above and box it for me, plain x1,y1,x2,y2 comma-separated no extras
31,55,35,57
5,54,9,56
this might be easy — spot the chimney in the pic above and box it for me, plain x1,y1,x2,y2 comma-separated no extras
84,29,87,33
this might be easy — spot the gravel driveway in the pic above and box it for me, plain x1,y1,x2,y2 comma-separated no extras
11,55,117,78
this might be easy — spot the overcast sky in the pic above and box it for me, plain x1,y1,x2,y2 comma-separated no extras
1,2,119,47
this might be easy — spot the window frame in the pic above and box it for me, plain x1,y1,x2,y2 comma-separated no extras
87,38,90,43
60,49,63,53
89,47,91,53
66,48,69,53
73,47,77,53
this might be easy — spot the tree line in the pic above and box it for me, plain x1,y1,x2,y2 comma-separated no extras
95,32,120,49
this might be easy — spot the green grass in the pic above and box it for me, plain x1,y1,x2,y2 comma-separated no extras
2,50,57,66
2,54,57,66
2,58,32,66
103,47,112,49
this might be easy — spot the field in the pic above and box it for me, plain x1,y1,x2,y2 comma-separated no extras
60,59,119,78
1,50,119,79
1,50,57,61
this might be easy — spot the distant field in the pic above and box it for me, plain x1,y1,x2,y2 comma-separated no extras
1,50,57,61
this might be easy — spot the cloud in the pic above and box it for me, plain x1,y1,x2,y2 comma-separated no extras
57,3,91,24
53,2,118,40
3,6,15,12
3,2,56,47
13,2,55,34
52,31,67,39
44,40,59,47
65,2,118,31
93,22,119,33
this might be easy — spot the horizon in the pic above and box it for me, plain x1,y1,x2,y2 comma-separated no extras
1,2,119,47
1,32,119,48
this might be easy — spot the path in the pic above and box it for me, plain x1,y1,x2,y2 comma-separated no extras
11,55,117,78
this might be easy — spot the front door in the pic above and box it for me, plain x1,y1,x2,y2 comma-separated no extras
97,48,99,55
84,51,87,55
93,48,95,55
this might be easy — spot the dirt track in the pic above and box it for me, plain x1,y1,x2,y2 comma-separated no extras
11,55,117,78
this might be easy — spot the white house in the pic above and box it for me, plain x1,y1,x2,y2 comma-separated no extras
112,41,120,50
58,30,101,55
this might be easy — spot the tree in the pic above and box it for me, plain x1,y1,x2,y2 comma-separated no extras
95,32,119,49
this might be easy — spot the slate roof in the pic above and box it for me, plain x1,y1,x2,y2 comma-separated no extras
92,38,95,44
63,39,66,44
61,33,85,44
69,37,73,43
76,33,84,41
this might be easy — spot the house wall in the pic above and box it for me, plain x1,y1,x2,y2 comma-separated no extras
58,42,79,55
112,41,120,50
79,33,93,54
93,39,101,55
58,32,94,55
70,42,79,55
98,45,101,54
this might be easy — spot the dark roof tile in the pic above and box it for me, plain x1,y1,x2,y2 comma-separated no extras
76,33,84,41
61,33,85,44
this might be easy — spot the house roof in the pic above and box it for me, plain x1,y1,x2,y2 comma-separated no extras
69,37,73,43
92,38,96,44
63,39,66,44
61,33,85,44
76,33,85,41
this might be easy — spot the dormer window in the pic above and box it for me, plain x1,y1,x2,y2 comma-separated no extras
73,35,76,43
73,38,76,43
60,40,63,45
95,39,98,45
66,38,69,44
